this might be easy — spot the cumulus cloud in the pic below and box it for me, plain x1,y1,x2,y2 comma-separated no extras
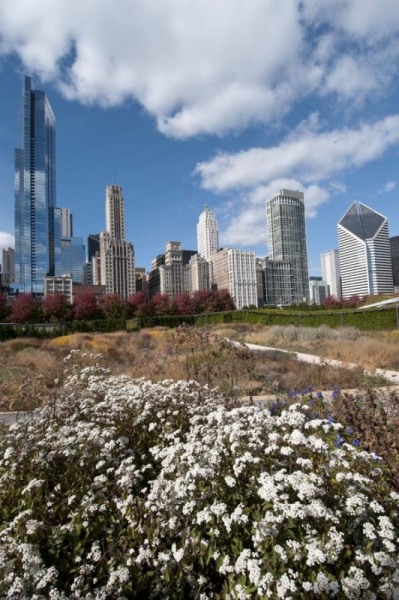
0,0,398,138
219,180,329,247
0,231,14,258
195,115,399,192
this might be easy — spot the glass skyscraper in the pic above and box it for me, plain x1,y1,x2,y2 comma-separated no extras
14,76,56,294
266,189,310,304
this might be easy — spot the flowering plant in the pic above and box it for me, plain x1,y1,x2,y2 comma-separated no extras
0,355,398,598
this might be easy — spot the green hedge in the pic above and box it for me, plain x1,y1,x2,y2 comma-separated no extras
126,307,398,331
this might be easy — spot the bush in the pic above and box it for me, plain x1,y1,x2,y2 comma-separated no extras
0,356,398,598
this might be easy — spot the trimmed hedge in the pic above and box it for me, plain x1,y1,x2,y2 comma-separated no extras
126,307,398,331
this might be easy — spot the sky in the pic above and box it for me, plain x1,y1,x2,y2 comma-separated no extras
1,0,399,275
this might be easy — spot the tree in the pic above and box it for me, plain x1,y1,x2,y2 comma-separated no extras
9,294,42,323
73,292,100,321
127,291,151,317
151,293,173,316
42,293,71,322
0,293,9,322
100,294,128,322
172,293,196,315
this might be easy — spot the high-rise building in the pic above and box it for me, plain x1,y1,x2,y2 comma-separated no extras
14,76,56,294
60,208,73,237
100,185,135,298
338,202,393,298
211,248,258,309
309,276,328,305
2,248,15,286
266,189,310,304
87,234,100,262
389,236,399,290
60,236,85,282
197,206,219,262
321,249,341,298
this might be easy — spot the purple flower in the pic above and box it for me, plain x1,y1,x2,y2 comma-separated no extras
335,434,345,447
352,439,361,447
316,391,323,399
289,389,297,398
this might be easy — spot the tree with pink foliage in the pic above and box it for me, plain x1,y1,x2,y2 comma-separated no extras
151,293,173,316
172,293,196,315
42,293,71,322
100,294,128,322
9,294,42,323
127,291,151,317
73,292,100,321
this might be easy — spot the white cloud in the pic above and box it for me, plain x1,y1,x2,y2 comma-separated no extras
195,115,399,192
0,231,14,258
0,0,398,138
380,181,396,194
220,180,329,247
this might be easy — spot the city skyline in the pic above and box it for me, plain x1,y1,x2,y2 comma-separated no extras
1,2,399,274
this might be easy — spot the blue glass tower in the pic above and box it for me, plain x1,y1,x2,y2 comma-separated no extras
14,76,56,294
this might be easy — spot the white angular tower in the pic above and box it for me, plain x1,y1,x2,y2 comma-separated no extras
197,206,219,262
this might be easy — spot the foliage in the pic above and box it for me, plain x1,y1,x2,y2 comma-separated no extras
172,293,196,315
0,355,398,598
42,293,72,322
127,291,151,318
193,289,235,313
9,294,43,324
151,293,174,315
72,292,101,321
100,294,128,321
0,293,10,322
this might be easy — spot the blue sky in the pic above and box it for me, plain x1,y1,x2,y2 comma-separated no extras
1,0,399,275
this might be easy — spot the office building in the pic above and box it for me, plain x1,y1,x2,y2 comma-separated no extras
321,249,342,298
44,275,73,304
100,185,135,298
60,236,86,282
309,276,328,305
2,248,15,286
338,202,393,298
188,254,210,293
197,206,219,262
266,189,310,304
149,242,193,299
87,234,100,262
260,257,293,306
60,208,73,237
211,248,257,309
389,236,399,290
14,76,56,294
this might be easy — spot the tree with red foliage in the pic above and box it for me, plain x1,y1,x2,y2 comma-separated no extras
172,293,196,315
42,293,72,322
324,295,343,309
0,293,9,322
127,291,151,317
151,293,173,316
192,289,235,313
100,294,128,322
342,295,362,308
9,294,43,323
73,292,100,321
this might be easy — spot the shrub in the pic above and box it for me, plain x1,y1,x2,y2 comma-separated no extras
0,357,398,598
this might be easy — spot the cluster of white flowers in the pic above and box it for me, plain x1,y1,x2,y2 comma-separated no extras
0,354,398,598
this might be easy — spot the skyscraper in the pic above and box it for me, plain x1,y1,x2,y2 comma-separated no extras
321,249,342,298
338,202,393,298
197,206,219,262
266,189,309,304
14,76,56,294
100,185,135,298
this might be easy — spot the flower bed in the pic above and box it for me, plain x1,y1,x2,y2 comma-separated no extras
0,356,398,598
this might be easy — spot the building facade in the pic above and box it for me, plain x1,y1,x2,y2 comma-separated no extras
309,276,328,305
211,248,257,309
2,248,15,286
321,249,342,298
44,275,73,304
197,206,219,262
389,236,399,290
266,189,310,304
14,76,56,294
100,185,135,298
338,202,393,298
